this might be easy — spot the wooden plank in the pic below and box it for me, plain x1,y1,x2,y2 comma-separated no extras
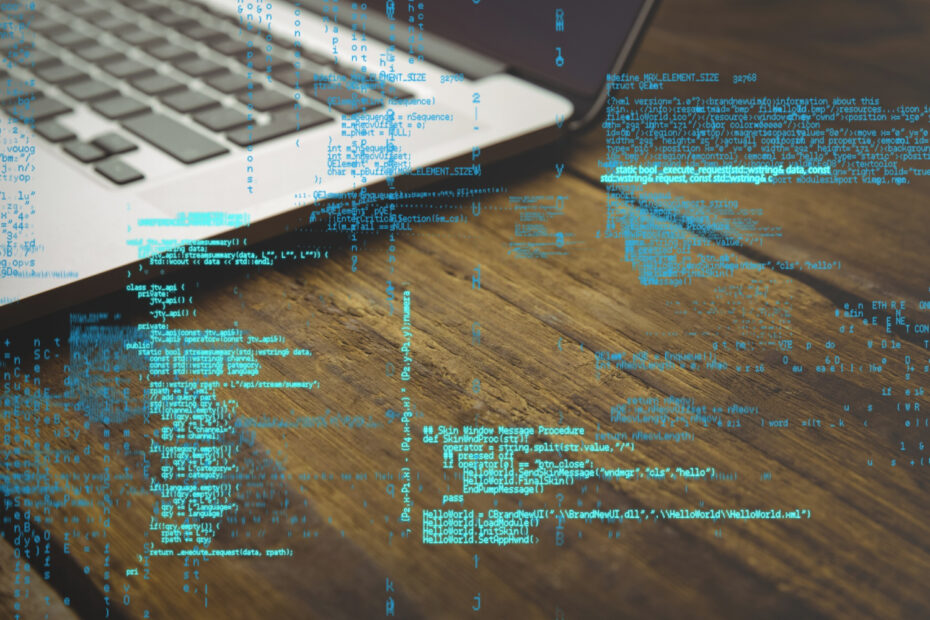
3,172,928,617
566,0,930,307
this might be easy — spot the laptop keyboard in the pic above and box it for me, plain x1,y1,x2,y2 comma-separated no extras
1,0,414,185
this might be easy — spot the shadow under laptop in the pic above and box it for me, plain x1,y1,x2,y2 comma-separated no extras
2,138,567,343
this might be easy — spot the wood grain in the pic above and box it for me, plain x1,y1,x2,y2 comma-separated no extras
2,1,929,618
568,0,930,307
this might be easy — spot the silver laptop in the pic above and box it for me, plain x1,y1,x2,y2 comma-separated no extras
0,0,656,327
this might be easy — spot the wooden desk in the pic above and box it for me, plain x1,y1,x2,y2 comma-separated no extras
2,1,929,618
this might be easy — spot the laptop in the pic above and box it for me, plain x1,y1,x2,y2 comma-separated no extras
0,0,656,328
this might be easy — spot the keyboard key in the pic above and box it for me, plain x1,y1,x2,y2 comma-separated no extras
74,44,124,64
63,140,106,163
35,121,75,142
131,1,168,16
264,55,296,72
122,112,228,164
151,13,197,30
91,95,149,119
175,58,226,78
118,30,165,47
94,158,144,184
180,25,225,43
239,52,292,73
382,82,414,99
68,5,107,20
271,66,299,88
161,90,219,113
3,95,71,122
192,106,249,131
226,107,331,146
29,17,68,35
103,59,156,80
34,119,75,142
146,42,196,62
131,74,185,96
0,38,25,53
8,48,59,68
1,38,31,53
271,63,330,89
302,48,334,66
204,72,253,94
62,79,118,101
30,96,72,120
207,36,249,55
59,0,91,8
47,30,95,49
251,28,283,48
226,43,272,66
92,131,138,155
305,78,352,95
94,16,134,31
238,89,293,111
35,63,87,84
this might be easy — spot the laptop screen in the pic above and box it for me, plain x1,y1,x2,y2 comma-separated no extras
367,1,649,97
